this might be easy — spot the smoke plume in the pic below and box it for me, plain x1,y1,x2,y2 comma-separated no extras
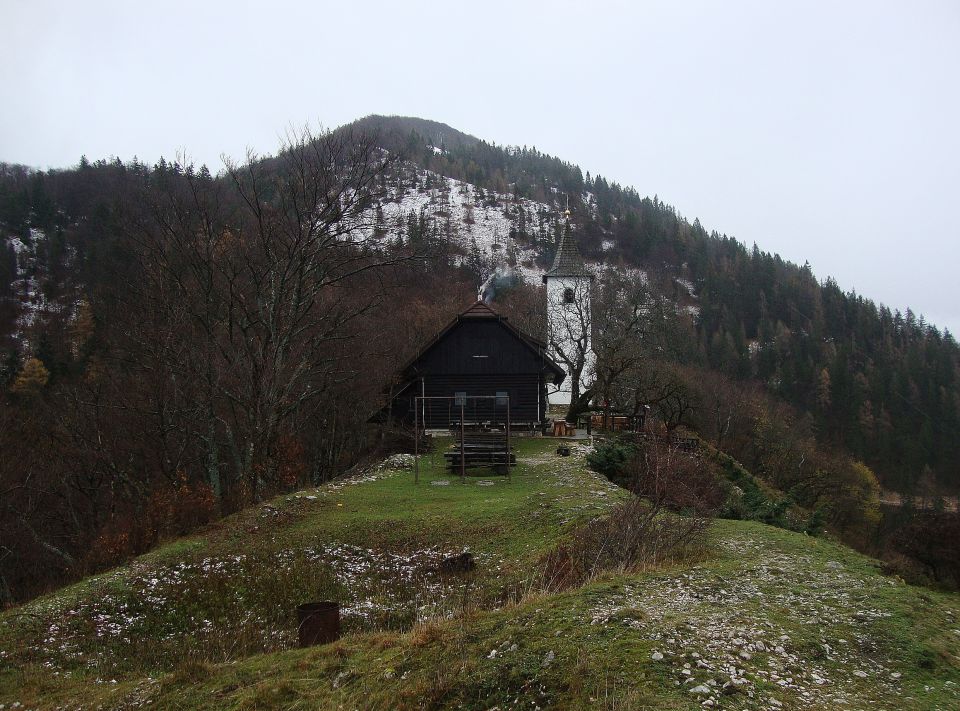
478,266,517,304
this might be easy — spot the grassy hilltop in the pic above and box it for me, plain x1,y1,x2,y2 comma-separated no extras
1,439,958,710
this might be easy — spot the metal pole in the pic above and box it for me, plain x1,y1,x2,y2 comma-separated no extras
460,401,466,484
414,396,419,484
506,396,511,483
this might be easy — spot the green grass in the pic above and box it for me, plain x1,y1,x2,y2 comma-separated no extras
1,437,958,710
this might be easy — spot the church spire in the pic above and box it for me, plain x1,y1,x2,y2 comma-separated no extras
542,201,593,282
542,195,596,409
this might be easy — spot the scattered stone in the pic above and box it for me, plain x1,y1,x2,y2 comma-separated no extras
542,650,555,667
689,684,711,694
651,652,664,661
825,561,843,570
722,678,747,695
383,453,415,469
430,480,449,486
488,649,498,659
477,480,495,486
853,670,867,678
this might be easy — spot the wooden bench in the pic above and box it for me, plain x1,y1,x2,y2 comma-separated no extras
444,431,515,472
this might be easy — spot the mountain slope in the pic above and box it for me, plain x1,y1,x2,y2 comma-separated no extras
2,117,957,494
2,441,958,710
1,117,958,607
344,115,960,495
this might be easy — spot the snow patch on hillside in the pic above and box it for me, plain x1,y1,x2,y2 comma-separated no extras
4,231,46,339
2,228,81,350
340,164,699,316
674,277,696,296
350,166,565,287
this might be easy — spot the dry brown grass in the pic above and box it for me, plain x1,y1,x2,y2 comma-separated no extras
408,619,446,647
541,498,711,591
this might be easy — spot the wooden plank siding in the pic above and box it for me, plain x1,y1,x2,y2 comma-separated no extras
414,319,547,375
374,301,565,430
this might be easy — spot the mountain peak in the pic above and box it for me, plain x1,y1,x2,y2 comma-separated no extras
342,115,482,151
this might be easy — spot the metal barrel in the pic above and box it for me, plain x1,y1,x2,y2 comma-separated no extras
296,601,341,647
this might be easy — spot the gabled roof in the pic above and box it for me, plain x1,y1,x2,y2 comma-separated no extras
459,300,501,319
542,230,594,281
395,300,565,383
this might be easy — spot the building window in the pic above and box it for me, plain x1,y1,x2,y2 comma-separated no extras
563,287,575,304
496,391,508,407
454,391,466,408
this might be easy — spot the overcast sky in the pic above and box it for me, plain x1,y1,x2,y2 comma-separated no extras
2,0,958,334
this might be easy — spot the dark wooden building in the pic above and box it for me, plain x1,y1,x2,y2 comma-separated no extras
376,300,565,430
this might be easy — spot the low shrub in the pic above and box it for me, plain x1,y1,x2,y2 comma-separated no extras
889,511,960,589
586,438,637,484
624,441,726,514
714,452,797,530
541,498,710,591
546,441,718,590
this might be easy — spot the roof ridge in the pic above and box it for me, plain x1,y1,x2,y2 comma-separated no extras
461,299,501,318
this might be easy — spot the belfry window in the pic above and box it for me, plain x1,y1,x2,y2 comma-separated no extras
563,287,575,304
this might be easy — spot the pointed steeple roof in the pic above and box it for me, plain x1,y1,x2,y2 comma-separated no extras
542,229,594,282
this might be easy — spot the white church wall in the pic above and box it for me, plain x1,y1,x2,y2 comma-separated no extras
545,276,595,406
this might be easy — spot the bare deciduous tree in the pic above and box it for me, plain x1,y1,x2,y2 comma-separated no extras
99,125,406,505
545,276,594,421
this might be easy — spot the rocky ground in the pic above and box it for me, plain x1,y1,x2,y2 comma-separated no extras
1,439,958,710
585,529,958,709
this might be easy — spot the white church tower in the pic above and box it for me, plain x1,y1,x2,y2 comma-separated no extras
543,212,595,407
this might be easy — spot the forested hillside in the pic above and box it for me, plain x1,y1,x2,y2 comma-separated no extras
0,117,957,604
354,116,960,497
